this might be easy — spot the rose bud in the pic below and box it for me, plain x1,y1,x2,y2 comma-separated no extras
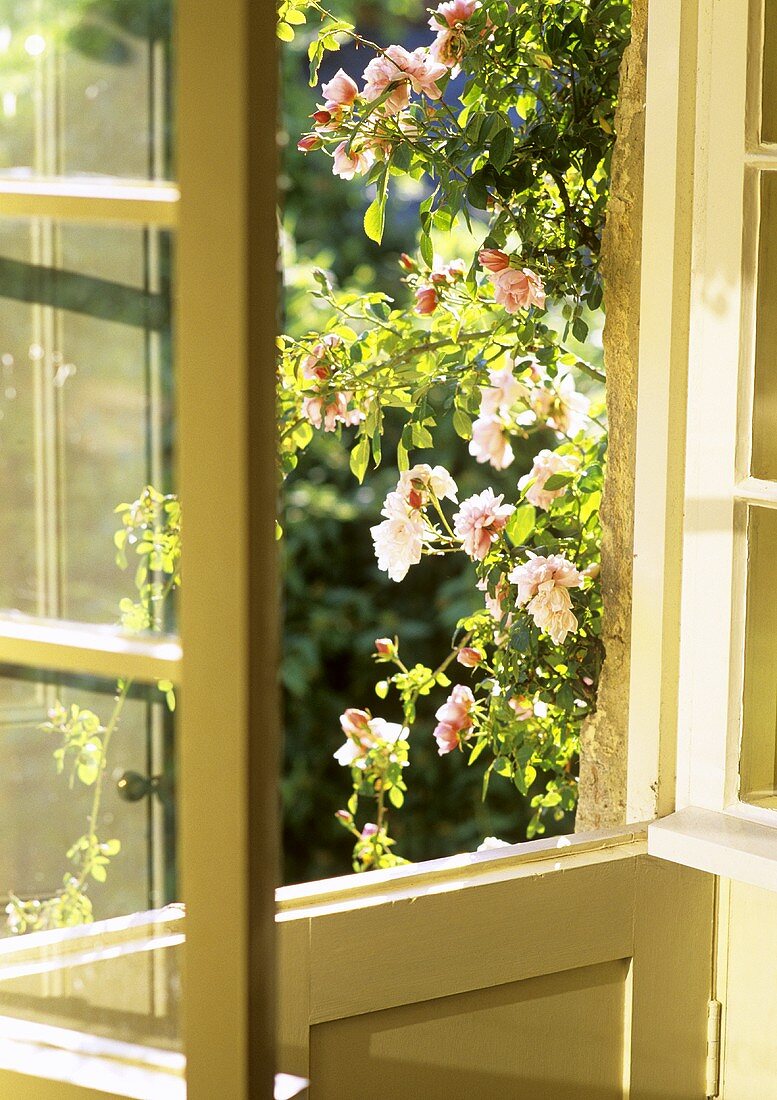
399,253,416,271
361,822,379,839
478,248,510,273
583,562,600,580
335,809,353,824
415,286,438,315
408,488,423,510
297,133,322,153
340,708,371,736
456,647,483,668
312,109,332,126
374,637,394,656
430,271,449,286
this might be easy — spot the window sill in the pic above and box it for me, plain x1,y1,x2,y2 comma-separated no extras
648,805,777,891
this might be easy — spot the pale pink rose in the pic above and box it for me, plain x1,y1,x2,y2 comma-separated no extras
332,141,375,180
362,46,413,115
404,47,447,98
297,133,321,153
415,285,438,315
469,416,514,470
490,266,546,313
428,0,479,28
508,553,584,645
478,366,528,418
478,248,510,273
302,391,363,432
509,696,534,721
518,449,578,511
453,488,514,561
321,68,358,108
334,713,407,767
371,492,427,582
456,647,482,667
361,822,379,839
477,575,509,622
397,464,458,506
301,333,340,381
583,562,600,580
433,684,475,755
374,637,394,656
530,372,589,437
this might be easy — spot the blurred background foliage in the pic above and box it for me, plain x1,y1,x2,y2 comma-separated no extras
279,0,604,883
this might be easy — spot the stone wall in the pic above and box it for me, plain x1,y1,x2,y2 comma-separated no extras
575,0,647,831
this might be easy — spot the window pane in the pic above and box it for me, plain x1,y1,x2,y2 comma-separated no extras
0,0,173,180
0,666,176,934
751,173,777,479
762,0,777,144
739,506,777,806
0,217,176,629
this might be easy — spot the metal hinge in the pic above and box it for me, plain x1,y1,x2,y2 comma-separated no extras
705,999,722,1098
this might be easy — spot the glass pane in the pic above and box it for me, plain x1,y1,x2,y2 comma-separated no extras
0,665,176,934
751,173,777,479
0,217,176,629
762,0,777,144
739,507,777,805
0,0,173,179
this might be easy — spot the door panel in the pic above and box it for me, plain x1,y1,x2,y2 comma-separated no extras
278,834,715,1098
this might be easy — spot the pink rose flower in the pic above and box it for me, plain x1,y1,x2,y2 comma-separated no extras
361,822,379,839
321,68,358,108
334,712,407,767
371,491,427,582
453,488,514,561
469,416,514,470
509,696,534,721
374,637,394,656
302,391,363,432
530,371,589,437
518,449,578,511
478,248,510,273
415,285,438,315
508,553,584,645
362,45,446,115
456,647,482,668
429,0,479,28
397,463,458,506
332,141,375,180
478,365,528,419
429,1,481,68
490,266,546,313
301,333,340,381
434,684,475,755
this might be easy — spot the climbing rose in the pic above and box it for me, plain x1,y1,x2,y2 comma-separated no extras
334,710,406,767
415,286,438,315
371,492,426,582
479,365,528,418
518,449,578,511
489,266,546,313
297,134,321,153
301,333,340,381
530,372,589,437
332,141,375,180
321,68,358,108
509,553,584,645
433,684,475,755
302,392,362,432
397,463,458,506
429,0,480,67
469,416,514,470
453,489,514,561
362,45,446,115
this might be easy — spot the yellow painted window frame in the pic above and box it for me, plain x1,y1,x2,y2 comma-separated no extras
0,1,280,1097
629,0,777,889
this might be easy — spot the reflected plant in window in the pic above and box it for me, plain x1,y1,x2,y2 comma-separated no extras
5,487,180,934
278,0,624,869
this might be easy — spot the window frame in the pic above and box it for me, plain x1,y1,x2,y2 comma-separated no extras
632,0,777,889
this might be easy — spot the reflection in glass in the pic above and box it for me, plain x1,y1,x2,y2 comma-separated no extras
0,0,173,179
0,666,176,935
0,218,175,626
751,174,777,479
740,507,777,806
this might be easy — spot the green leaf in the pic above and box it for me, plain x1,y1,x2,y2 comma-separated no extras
397,439,410,472
388,786,404,809
419,230,433,267
349,436,370,483
506,504,537,546
364,196,386,244
452,409,472,440
375,680,389,699
466,171,489,210
411,423,434,449
489,126,515,173
543,471,576,491
276,21,294,41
